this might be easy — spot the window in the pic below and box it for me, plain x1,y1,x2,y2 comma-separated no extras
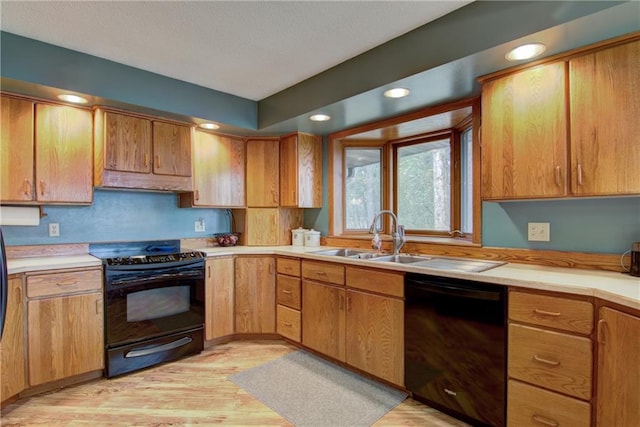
329,99,480,243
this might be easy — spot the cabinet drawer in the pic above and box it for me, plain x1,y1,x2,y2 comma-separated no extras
277,274,301,310
509,291,593,334
302,260,344,285
346,267,403,298
508,323,592,400
277,305,301,342
277,257,300,277
508,379,591,427
27,269,102,298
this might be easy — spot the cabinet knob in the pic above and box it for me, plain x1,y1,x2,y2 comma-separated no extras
155,154,161,169
39,180,45,196
555,166,562,187
23,179,32,197
577,164,584,186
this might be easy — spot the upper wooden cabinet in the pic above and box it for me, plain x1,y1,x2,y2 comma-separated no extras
480,37,640,200
179,130,246,207
246,138,279,207
1,96,34,202
280,132,322,208
569,39,640,196
1,98,93,204
481,61,568,200
94,108,193,192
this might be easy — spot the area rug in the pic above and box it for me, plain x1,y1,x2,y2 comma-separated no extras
229,350,407,426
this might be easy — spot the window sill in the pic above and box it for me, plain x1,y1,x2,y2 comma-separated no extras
329,234,481,248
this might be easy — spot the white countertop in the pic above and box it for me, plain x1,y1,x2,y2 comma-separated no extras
8,246,640,310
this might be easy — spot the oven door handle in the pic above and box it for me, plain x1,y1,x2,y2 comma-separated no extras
110,270,202,286
124,336,193,358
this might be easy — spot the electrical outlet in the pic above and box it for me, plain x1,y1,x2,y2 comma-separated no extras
48,223,60,237
194,218,205,233
528,222,550,242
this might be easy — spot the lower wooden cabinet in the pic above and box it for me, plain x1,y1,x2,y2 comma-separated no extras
276,257,302,343
0,275,25,403
276,305,301,342
508,379,591,427
234,256,276,333
596,307,640,426
26,268,103,387
302,279,345,360
205,256,235,340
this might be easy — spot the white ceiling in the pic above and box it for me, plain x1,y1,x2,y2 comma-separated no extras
0,0,472,101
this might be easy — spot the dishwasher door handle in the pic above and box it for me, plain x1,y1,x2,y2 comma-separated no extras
406,281,503,301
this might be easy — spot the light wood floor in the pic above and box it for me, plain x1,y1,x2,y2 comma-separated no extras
1,340,469,426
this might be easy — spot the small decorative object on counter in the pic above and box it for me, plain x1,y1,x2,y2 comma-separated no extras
371,232,382,252
214,232,240,247
304,229,321,247
292,228,307,246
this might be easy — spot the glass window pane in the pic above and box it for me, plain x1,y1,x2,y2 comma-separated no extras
345,148,381,230
461,128,473,233
397,140,450,231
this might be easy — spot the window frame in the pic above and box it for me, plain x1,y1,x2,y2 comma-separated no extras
328,97,482,244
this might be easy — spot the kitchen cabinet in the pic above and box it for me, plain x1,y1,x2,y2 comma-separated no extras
301,261,404,386
279,132,322,208
569,39,640,196
276,257,301,342
179,131,246,207
241,207,303,246
0,275,25,404
1,97,93,204
481,61,568,200
94,108,193,191
1,96,34,202
246,138,279,207
234,256,275,334
26,268,103,386
480,37,640,200
596,307,640,427
507,290,593,426
205,256,235,340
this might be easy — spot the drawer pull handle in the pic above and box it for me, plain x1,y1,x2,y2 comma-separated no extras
283,322,292,327
533,354,561,366
281,289,292,294
555,166,562,187
534,308,562,317
316,271,328,276
56,280,78,286
532,414,559,427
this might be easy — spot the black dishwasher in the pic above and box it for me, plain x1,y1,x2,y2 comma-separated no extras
405,273,506,427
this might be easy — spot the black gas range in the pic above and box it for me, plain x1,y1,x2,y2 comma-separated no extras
89,240,206,378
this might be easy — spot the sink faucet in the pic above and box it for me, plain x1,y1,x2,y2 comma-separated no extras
368,210,405,254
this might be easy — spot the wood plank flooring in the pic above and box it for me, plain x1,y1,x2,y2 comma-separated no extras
1,340,469,426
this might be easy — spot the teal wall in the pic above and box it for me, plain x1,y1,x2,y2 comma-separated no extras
2,189,231,246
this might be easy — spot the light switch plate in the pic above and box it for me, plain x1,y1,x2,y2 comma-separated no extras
528,222,550,242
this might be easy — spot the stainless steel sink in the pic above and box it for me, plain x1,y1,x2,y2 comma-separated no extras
410,257,506,273
369,254,432,264
310,248,376,259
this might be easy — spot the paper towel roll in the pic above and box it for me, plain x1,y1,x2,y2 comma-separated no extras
0,206,41,226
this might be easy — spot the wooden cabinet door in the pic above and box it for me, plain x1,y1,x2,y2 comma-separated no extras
205,257,235,340
35,103,93,203
345,289,404,386
596,307,640,426
245,208,279,246
246,139,279,207
192,131,245,207
1,96,34,202
152,121,192,177
103,111,152,173
302,280,346,361
279,134,298,207
234,256,275,334
481,62,567,199
27,292,104,386
570,40,640,196
0,276,25,402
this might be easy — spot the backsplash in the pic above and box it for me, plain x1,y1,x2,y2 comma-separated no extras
2,189,230,246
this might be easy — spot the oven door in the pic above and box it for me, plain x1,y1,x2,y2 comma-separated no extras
105,263,205,348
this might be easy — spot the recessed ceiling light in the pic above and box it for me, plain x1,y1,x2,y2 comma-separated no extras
505,43,546,61
310,114,331,122
384,88,410,98
199,123,220,130
57,94,88,104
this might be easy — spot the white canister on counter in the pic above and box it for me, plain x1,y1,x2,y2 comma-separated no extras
304,229,321,247
292,228,307,246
